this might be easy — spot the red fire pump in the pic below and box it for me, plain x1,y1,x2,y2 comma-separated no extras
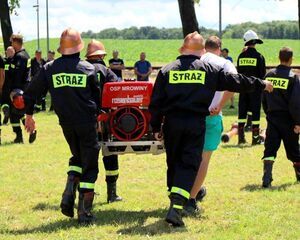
98,81,164,156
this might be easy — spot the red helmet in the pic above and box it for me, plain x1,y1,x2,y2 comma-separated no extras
10,89,25,110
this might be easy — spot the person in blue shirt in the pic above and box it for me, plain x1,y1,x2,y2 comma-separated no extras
221,48,233,62
134,52,152,81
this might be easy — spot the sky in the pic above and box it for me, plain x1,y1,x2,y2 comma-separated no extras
4,0,298,40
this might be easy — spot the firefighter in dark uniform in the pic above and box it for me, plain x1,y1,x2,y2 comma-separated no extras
237,30,266,145
24,28,101,225
261,47,300,187
30,49,46,111
149,32,273,227
1,47,15,126
85,39,123,203
10,34,36,144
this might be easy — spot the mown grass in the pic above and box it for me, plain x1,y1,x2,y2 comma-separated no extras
15,38,300,66
0,99,299,240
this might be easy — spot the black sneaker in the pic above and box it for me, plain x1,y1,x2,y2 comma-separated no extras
29,130,37,144
183,198,201,216
196,186,207,202
229,105,235,109
13,135,24,144
165,206,184,227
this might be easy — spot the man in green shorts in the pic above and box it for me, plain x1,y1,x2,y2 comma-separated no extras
184,36,237,214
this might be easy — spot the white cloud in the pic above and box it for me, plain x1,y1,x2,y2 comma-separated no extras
6,0,298,40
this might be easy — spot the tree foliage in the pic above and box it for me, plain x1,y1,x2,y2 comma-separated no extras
82,26,217,40
223,20,299,39
82,21,298,40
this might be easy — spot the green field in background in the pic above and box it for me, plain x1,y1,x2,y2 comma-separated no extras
2,38,297,66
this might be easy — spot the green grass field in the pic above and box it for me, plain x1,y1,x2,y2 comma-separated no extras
15,38,300,66
0,100,299,240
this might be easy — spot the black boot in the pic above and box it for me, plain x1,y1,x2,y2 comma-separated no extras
29,130,37,144
238,127,246,144
165,193,186,227
78,191,95,225
262,160,274,188
13,132,24,144
293,162,300,182
107,182,122,203
252,128,263,145
183,198,201,216
196,186,207,202
60,175,80,218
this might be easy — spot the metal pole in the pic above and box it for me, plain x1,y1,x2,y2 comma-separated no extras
219,0,222,39
33,1,40,49
37,0,40,49
46,0,49,52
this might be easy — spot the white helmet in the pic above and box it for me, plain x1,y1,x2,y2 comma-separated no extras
243,30,263,46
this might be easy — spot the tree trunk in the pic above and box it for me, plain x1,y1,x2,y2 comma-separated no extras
178,0,199,37
298,0,300,38
0,0,13,50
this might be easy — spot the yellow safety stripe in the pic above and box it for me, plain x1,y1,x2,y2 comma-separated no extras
263,156,275,161
27,59,31,68
79,182,95,189
105,170,119,176
266,77,289,90
171,186,190,199
1,104,9,111
252,120,260,125
173,204,183,210
169,70,206,84
69,166,82,174
247,112,252,115
11,123,21,127
4,64,9,70
52,73,87,88
238,119,247,123
239,58,257,66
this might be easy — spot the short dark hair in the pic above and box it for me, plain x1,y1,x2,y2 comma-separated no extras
205,36,221,50
279,47,293,62
222,48,229,53
48,50,55,54
10,34,23,45
35,49,42,53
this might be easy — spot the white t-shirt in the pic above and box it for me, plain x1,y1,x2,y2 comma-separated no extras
200,52,237,115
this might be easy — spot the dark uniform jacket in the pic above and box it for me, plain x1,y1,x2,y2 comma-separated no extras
87,59,118,90
262,65,300,125
237,47,266,79
149,55,266,132
31,57,46,77
11,49,31,90
1,57,14,103
24,54,101,126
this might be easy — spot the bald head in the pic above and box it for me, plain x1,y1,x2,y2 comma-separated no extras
179,31,205,57
6,46,15,58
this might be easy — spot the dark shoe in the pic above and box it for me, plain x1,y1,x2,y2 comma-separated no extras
238,127,246,145
196,186,207,202
262,160,274,188
293,162,300,182
252,128,264,145
13,134,24,144
221,133,230,143
107,182,122,203
229,105,234,109
78,192,95,225
29,130,37,144
60,175,80,218
183,198,201,216
165,193,186,227
166,206,185,227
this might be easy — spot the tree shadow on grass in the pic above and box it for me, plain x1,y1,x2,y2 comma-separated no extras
240,182,298,192
32,202,60,211
2,208,178,236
